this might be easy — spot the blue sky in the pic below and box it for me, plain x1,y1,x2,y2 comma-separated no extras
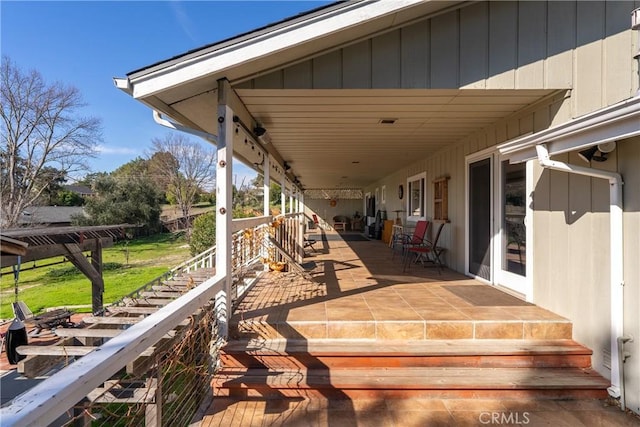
2,0,331,185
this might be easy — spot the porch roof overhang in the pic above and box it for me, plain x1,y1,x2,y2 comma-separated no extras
498,96,640,163
114,0,558,191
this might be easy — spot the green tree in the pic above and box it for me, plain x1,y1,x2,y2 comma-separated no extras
189,212,216,255
53,189,84,206
76,172,108,188
0,56,102,227
150,134,216,234
37,166,67,205
76,174,162,232
111,157,149,180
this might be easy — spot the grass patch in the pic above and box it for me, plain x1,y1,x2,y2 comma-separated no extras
0,233,190,320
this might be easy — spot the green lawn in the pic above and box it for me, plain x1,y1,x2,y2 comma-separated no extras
0,233,190,320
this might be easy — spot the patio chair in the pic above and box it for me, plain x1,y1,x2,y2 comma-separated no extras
391,220,429,260
332,215,349,232
304,237,317,252
403,222,447,273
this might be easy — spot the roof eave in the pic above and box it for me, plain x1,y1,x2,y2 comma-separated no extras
120,0,431,100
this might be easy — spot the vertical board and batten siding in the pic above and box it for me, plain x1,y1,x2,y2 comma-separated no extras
532,136,640,412
248,0,637,102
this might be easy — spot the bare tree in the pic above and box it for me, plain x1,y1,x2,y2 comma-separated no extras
150,133,216,233
0,56,102,228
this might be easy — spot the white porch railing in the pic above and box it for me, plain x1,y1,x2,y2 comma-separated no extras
0,214,308,427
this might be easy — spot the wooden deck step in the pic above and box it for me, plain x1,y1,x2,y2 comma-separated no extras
213,366,609,400
220,339,593,369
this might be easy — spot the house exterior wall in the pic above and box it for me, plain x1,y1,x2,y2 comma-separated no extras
619,137,640,414
246,0,640,412
531,135,640,412
246,1,638,104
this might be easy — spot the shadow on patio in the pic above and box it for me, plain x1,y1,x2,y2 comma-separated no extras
198,229,615,427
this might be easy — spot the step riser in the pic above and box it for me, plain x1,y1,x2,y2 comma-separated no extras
213,386,608,401
220,353,592,369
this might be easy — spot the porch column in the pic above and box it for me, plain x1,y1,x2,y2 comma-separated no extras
263,155,270,217
216,78,234,338
289,188,294,214
281,176,286,215
297,191,305,263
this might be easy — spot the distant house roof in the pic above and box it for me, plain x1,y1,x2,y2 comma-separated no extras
19,206,87,226
63,185,93,196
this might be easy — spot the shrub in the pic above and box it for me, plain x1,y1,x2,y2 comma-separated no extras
190,212,216,255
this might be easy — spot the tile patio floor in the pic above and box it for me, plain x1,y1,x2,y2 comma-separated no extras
198,229,640,426
230,230,571,341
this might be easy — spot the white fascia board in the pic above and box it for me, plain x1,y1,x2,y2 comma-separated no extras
499,96,640,163
127,0,425,99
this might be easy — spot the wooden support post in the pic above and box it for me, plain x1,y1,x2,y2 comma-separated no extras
63,243,104,315
298,193,305,264
91,239,103,315
263,155,270,217
145,376,162,427
216,78,234,338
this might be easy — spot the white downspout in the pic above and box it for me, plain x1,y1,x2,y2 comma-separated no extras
153,111,218,144
535,144,625,403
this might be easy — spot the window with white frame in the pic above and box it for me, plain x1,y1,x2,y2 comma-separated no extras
375,188,379,208
407,172,426,220
381,185,386,204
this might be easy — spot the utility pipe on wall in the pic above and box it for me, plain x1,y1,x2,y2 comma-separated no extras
535,144,625,403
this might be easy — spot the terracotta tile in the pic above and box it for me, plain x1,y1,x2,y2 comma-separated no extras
425,321,473,339
501,306,567,321
414,308,470,321
372,308,423,321
457,307,519,321
287,308,326,322
326,307,373,321
279,322,326,339
327,321,376,339
376,321,425,340
523,322,572,339
474,322,524,339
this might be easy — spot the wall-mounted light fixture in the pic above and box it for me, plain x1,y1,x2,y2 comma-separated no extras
578,142,617,163
283,162,291,172
253,126,266,136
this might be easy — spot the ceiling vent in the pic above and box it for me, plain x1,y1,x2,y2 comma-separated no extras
379,118,397,125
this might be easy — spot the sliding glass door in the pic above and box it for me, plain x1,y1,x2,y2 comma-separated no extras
494,159,531,297
468,157,492,281
467,153,532,299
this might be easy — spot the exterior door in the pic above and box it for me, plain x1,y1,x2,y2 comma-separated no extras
467,157,492,282
494,159,532,299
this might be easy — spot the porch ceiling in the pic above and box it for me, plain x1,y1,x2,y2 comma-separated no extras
169,88,557,189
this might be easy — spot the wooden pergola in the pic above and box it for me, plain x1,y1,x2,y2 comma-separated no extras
1,224,134,314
